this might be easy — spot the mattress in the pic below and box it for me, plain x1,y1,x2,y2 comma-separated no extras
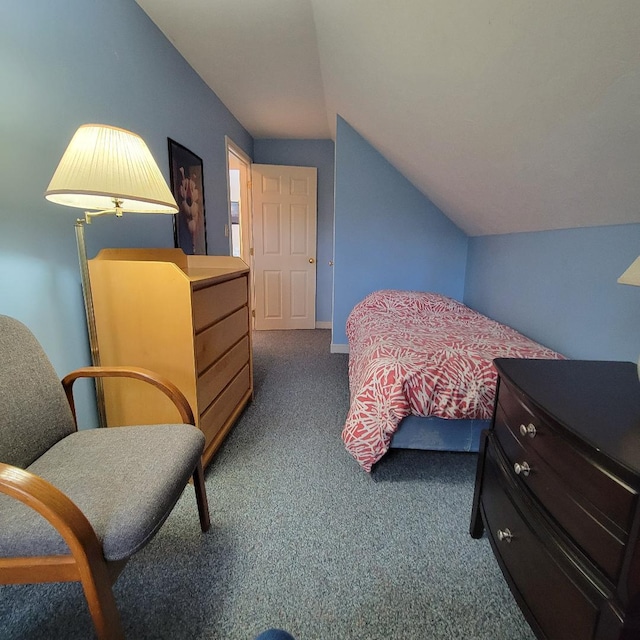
342,290,564,471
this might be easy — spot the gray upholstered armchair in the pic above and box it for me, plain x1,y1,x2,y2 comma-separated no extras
0,315,210,639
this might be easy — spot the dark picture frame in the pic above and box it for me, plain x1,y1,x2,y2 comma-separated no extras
168,138,207,255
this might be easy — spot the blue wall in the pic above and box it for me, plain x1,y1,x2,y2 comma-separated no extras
0,0,253,426
253,139,335,325
4,0,637,424
465,224,640,362
331,117,468,348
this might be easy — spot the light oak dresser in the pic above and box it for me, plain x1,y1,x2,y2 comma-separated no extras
88,248,252,469
471,358,640,639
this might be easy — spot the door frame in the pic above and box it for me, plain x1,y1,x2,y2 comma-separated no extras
225,137,254,319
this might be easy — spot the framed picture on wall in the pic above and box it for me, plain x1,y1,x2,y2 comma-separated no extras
168,138,207,255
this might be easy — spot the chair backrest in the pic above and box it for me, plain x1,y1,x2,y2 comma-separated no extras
0,315,77,468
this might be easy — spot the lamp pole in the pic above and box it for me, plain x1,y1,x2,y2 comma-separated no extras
75,218,107,429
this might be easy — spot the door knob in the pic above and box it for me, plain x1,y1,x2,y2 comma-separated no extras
309,258,315,264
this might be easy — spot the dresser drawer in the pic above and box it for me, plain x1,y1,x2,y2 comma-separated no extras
482,437,603,640
195,307,249,375
197,336,249,411
497,381,637,534
494,403,627,582
192,275,248,332
199,365,251,447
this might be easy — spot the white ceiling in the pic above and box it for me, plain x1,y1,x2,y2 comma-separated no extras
136,0,640,236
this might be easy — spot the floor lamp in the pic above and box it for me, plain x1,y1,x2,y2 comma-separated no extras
44,124,178,427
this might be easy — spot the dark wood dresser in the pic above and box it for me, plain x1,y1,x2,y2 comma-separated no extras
470,358,640,639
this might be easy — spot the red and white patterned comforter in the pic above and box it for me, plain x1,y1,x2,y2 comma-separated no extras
342,290,563,471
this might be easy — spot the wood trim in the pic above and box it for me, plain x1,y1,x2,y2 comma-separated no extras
62,366,195,426
0,464,103,560
93,248,189,270
0,555,80,583
202,387,253,467
0,463,124,638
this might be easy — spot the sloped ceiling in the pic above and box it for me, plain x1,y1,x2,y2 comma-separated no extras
136,0,640,236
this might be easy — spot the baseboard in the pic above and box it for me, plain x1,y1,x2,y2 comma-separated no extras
315,321,332,329
330,343,350,354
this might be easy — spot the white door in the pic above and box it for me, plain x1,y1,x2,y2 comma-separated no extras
252,164,317,330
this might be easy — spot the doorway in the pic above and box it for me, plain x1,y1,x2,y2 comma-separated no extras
251,163,317,330
226,139,318,330
225,137,252,266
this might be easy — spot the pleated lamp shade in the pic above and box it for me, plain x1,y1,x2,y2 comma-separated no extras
618,257,640,287
45,124,178,214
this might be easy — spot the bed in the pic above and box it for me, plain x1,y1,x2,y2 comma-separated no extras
342,290,564,471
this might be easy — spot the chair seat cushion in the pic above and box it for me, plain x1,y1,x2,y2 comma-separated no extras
0,424,205,562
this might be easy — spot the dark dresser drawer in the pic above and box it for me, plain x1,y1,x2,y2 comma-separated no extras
494,401,628,582
497,381,637,535
482,437,603,640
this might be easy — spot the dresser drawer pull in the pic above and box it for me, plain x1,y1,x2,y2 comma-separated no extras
514,461,531,477
519,423,537,438
497,528,513,543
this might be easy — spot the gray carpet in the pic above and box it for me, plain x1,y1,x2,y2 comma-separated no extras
0,329,534,639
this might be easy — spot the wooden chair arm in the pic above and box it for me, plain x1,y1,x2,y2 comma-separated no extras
61,366,195,427
0,462,105,568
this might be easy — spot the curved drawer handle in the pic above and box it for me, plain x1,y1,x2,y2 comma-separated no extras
519,423,537,439
514,461,531,477
497,528,513,543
